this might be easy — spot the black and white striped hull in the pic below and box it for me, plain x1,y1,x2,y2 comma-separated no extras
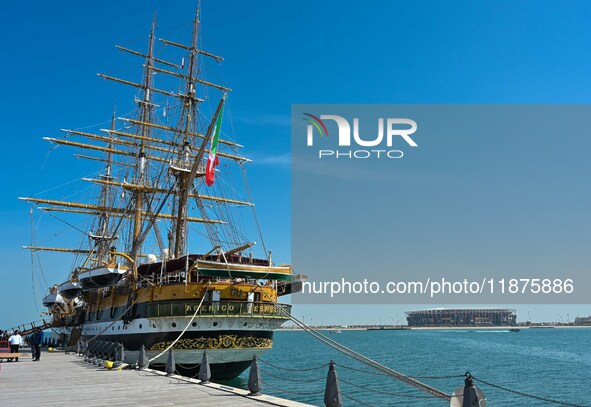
80,315,285,380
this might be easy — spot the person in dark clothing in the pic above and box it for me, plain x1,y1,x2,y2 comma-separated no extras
33,330,44,361
30,334,36,360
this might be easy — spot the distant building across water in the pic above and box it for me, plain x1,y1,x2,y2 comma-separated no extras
406,308,517,327
574,316,591,326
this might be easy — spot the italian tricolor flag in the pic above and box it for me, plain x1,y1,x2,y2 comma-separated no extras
205,101,225,186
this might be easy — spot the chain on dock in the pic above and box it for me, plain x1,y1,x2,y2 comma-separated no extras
257,356,455,404
471,374,590,407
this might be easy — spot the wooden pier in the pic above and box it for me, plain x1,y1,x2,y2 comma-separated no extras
0,349,314,407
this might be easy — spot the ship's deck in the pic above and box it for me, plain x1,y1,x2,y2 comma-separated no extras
0,348,313,407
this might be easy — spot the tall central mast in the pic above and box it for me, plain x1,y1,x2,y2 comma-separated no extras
131,15,157,269
173,8,200,258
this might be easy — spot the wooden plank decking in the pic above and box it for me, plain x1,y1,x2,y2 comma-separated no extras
0,349,315,407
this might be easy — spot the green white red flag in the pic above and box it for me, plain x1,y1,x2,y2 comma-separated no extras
205,101,225,186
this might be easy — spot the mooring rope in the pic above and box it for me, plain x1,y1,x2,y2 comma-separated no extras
257,285,451,401
148,284,210,362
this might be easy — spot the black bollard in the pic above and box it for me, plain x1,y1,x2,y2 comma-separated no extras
104,342,115,361
117,342,125,363
324,361,342,407
86,341,94,355
462,375,483,407
83,342,90,361
199,351,211,383
91,341,103,364
248,355,262,396
109,342,118,361
165,349,176,376
92,341,102,362
137,345,149,370
87,341,98,362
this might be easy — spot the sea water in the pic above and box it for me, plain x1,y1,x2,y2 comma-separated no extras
234,328,591,406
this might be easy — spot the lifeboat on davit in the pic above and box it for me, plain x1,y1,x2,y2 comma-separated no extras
42,285,65,307
58,280,82,299
78,265,128,290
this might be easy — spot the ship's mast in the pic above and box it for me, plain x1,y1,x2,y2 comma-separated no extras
92,108,117,262
130,16,157,270
173,8,200,258
22,9,249,269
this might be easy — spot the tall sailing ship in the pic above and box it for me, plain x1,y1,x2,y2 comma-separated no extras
22,9,298,379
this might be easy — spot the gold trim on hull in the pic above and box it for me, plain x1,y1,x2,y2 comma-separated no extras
149,335,273,351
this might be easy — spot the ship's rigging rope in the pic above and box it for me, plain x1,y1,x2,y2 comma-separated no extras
29,208,44,317
133,181,178,257
211,180,247,249
45,209,90,236
30,170,103,198
148,284,210,362
256,286,451,401
240,161,268,257
29,208,49,292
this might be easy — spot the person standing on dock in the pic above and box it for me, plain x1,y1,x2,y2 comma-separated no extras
8,330,23,362
29,334,36,360
32,330,44,361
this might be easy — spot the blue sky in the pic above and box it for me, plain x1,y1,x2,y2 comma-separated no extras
1,0,591,328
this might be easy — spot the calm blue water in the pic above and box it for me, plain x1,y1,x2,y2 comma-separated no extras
233,328,591,406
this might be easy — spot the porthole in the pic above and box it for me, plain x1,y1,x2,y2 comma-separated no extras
192,322,197,327
243,322,248,327
213,322,218,327
152,324,156,328
139,324,143,329
172,322,177,328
